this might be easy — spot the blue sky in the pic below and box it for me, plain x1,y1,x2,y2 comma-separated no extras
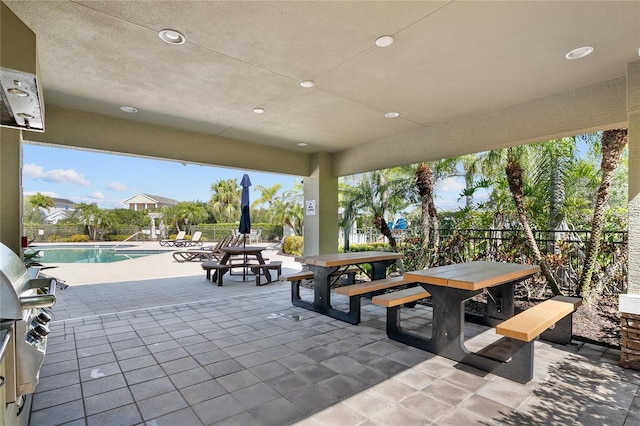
22,143,475,212
22,143,300,209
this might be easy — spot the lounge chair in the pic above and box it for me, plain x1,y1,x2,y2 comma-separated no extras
159,231,186,246
172,236,228,262
174,231,203,247
187,231,204,247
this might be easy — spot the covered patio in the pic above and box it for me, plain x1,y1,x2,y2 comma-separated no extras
29,249,637,425
1,1,640,424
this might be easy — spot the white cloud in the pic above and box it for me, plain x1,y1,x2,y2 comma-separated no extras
23,164,45,178
438,177,465,193
88,191,104,200
23,163,90,187
24,190,58,198
435,199,464,212
107,181,128,191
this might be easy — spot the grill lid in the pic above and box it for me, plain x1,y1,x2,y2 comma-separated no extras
1,243,32,320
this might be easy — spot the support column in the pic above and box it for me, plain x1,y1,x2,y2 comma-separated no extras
303,152,338,256
620,59,640,369
0,128,23,255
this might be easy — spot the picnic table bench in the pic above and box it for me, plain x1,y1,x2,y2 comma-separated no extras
287,251,403,324
201,262,232,286
249,261,282,286
376,262,585,383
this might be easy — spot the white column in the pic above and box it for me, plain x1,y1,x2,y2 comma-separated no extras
619,59,640,369
0,128,23,255
303,152,338,256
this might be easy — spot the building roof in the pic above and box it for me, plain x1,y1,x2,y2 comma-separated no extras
122,193,178,206
51,197,75,207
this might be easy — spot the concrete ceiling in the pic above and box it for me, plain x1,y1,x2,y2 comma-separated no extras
3,1,639,176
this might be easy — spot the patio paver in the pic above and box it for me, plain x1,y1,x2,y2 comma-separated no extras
29,247,640,425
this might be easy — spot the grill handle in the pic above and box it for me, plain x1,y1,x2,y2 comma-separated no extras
0,327,11,364
20,277,57,310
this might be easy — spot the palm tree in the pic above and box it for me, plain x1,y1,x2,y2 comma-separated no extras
415,163,438,255
271,181,304,236
341,169,414,252
161,204,183,233
178,201,209,234
209,179,240,222
252,183,282,222
27,192,56,210
73,203,105,240
338,179,359,251
579,129,628,303
531,138,576,232
504,147,562,295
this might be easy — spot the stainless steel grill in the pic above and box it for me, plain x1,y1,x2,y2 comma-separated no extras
1,243,56,426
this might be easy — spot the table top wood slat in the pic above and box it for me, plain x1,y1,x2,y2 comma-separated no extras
404,261,540,290
221,246,267,255
294,251,403,267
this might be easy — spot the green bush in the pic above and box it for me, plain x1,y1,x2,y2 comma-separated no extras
282,236,303,256
70,234,90,242
341,242,391,252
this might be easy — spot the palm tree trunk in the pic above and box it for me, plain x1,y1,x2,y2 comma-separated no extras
579,129,628,303
505,154,562,295
416,163,432,253
375,215,397,250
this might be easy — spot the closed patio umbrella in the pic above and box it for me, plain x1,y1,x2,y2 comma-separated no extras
239,174,252,241
238,174,252,280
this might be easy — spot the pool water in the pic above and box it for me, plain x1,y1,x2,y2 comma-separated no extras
31,245,165,263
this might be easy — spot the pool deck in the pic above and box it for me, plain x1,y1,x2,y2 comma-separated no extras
30,243,640,425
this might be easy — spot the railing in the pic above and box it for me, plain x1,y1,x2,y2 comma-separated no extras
438,228,628,296
342,227,628,295
112,232,142,250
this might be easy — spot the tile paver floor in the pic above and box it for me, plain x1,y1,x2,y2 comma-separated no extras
30,249,640,425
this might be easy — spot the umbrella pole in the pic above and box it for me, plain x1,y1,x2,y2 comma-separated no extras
243,234,247,280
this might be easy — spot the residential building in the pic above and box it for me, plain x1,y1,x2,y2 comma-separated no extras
122,193,178,211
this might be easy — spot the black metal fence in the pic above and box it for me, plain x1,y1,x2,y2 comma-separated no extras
436,228,628,295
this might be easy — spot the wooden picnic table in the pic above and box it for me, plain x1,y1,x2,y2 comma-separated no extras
293,251,403,323
214,246,270,283
389,261,540,381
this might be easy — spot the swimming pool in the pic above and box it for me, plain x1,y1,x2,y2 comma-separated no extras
31,245,166,264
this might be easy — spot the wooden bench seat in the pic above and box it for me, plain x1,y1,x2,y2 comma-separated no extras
201,261,232,286
281,266,360,285
496,295,582,344
372,286,431,307
282,270,314,282
250,261,282,286
336,276,412,297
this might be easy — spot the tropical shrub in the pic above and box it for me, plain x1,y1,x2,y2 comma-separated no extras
70,234,90,242
282,236,303,256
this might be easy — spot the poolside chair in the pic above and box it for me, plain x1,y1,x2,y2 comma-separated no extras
172,248,213,262
227,234,241,247
172,236,227,262
159,231,186,246
187,231,204,246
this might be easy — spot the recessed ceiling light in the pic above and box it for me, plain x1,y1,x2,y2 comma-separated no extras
384,112,400,118
253,107,265,114
297,142,308,147
300,80,315,88
7,88,28,97
565,46,594,60
158,29,186,45
120,106,138,113
375,35,394,47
